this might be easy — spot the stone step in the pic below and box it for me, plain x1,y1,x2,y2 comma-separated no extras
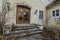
6,31,42,39
9,25,41,35
11,28,40,33
12,27,39,31
13,26,37,30
15,24,36,27
13,26,37,29
5,24,43,39
11,27,40,34
12,24,38,31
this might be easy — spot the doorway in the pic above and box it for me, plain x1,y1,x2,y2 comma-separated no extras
16,5,30,24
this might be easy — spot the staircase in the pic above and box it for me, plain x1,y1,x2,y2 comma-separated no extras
5,24,42,39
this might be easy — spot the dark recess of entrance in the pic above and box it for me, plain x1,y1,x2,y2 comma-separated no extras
16,5,31,24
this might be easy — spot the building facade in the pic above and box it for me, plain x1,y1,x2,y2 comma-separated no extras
3,0,52,26
2,0,56,40
46,0,60,27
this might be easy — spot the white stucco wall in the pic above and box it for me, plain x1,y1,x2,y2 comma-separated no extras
47,3,60,26
5,0,50,25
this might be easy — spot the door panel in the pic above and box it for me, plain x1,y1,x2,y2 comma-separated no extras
23,8,30,23
16,5,30,24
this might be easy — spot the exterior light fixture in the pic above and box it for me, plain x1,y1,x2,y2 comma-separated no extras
34,9,38,14
7,2,10,11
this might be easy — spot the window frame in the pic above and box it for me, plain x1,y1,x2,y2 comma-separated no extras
52,10,55,16
39,10,43,19
51,8,60,18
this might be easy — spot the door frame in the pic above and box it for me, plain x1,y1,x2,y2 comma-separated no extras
16,5,31,24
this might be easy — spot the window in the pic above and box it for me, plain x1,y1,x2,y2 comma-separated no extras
48,0,51,1
24,12,28,17
52,10,55,16
39,10,43,19
49,0,50,1
19,12,23,20
40,0,45,3
19,12,23,16
24,9,28,17
56,9,59,16
52,9,60,17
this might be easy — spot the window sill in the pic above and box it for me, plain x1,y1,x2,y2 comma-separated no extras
51,16,60,19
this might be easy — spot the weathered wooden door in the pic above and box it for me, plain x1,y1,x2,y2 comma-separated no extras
16,5,30,24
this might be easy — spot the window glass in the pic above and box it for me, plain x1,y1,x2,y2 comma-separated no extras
39,11,43,19
19,12,23,20
19,12,23,16
56,9,59,16
40,0,45,3
49,0,51,1
52,9,60,17
19,8,23,12
24,12,28,16
52,10,55,16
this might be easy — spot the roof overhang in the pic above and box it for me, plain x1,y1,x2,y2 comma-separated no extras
46,0,60,9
